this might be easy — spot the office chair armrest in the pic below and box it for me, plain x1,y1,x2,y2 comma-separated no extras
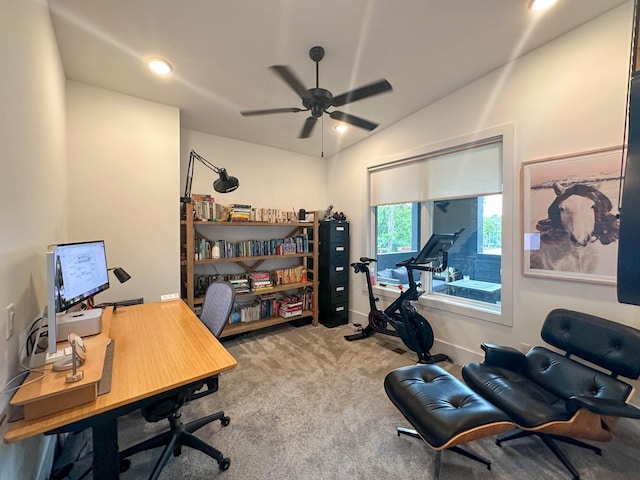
188,375,219,401
567,395,640,419
480,343,527,370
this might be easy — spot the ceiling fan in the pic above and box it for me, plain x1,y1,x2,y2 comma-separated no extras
240,46,393,139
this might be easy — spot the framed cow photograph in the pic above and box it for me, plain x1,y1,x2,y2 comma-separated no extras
522,146,623,284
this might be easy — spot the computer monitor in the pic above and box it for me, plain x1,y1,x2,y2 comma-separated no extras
43,240,109,363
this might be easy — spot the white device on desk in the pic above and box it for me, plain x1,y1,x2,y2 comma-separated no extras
52,333,87,373
56,308,102,341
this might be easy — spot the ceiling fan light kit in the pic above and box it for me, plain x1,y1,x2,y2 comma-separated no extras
240,46,393,139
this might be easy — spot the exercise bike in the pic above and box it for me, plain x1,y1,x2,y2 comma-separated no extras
345,229,463,364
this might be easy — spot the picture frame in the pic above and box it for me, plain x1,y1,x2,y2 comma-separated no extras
522,146,623,284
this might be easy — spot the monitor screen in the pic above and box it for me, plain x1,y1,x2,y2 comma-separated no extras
54,240,110,313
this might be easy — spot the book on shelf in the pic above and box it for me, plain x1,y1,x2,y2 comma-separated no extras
280,309,303,318
273,266,307,285
229,278,251,294
231,204,251,222
278,294,305,318
249,271,273,291
191,194,217,221
194,234,310,260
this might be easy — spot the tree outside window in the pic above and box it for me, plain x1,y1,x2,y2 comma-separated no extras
376,203,414,254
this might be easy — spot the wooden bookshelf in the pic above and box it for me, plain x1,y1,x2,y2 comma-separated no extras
180,201,319,335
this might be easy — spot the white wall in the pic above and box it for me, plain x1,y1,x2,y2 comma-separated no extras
180,128,327,214
328,3,639,363
66,81,181,304
0,1,67,478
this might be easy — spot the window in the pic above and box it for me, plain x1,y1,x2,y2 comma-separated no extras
432,195,502,305
375,203,419,285
368,132,509,322
479,194,502,255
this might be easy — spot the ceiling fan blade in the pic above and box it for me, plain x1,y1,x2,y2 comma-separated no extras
270,65,311,100
331,79,393,107
298,116,317,138
240,107,304,116
330,111,378,131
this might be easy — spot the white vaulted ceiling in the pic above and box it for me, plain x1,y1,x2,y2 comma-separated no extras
48,0,629,158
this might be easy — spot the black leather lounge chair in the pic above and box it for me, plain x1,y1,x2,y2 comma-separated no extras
462,308,640,480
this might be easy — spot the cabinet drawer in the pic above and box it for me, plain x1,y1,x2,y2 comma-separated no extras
319,244,349,263
319,283,349,304
320,222,349,241
319,302,349,328
321,264,348,283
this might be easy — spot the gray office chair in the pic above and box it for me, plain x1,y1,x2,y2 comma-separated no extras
119,282,235,479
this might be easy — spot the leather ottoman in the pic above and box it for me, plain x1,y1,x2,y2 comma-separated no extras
384,364,512,479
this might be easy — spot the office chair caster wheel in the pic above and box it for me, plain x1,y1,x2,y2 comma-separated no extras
221,416,231,427
219,457,231,470
173,446,182,457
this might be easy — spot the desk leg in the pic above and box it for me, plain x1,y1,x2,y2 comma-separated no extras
92,417,120,480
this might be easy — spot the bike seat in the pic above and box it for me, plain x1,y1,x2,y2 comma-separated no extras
359,257,377,263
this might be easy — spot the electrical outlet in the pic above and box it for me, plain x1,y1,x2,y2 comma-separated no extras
5,303,15,340
519,342,531,354
160,292,180,302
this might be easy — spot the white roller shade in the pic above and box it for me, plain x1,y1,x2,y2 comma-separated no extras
369,159,425,205
369,139,502,206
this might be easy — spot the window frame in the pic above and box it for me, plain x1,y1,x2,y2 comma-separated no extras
366,125,514,327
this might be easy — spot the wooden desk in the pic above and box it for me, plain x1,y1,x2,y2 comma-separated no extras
4,300,237,479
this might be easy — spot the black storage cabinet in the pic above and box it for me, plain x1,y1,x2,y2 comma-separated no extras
318,220,350,327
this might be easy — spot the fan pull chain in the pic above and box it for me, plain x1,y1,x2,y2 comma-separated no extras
321,116,324,158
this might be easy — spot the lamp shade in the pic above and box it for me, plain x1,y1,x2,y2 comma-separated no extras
111,267,131,284
213,168,240,193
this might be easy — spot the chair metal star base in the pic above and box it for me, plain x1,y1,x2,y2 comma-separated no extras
397,427,491,480
120,409,230,480
495,428,601,480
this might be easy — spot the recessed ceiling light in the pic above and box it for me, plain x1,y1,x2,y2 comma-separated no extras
334,124,348,133
529,0,557,11
146,57,173,75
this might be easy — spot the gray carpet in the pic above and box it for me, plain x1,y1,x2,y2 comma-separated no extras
114,322,640,480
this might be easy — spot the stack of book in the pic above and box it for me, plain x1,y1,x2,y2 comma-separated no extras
249,271,272,291
279,296,303,318
230,204,251,222
229,277,251,294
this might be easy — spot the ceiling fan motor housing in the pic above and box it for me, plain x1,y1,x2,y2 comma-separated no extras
239,44,392,138
303,88,333,117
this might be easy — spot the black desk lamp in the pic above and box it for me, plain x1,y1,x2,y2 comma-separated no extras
109,267,131,284
87,267,133,311
181,149,239,202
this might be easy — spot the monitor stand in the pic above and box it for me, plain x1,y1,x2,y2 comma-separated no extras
28,347,68,369
28,309,103,369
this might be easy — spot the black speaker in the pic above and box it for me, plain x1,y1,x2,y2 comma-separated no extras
618,75,640,305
